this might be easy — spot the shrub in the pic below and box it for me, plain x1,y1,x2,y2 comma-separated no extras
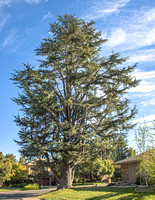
78,178,82,183
113,165,121,180
135,176,141,185
73,178,79,183
23,183,39,190
8,184,14,187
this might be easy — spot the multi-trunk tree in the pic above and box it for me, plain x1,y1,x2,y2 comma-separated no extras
12,14,139,188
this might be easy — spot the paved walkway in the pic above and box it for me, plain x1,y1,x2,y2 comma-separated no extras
0,187,57,200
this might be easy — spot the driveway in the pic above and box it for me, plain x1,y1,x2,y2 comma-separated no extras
0,187,57,200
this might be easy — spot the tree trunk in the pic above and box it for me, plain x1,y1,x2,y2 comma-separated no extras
145,177,148,187
58,164,75,189
82,174,85,184
40,177,43,188
90,172,94,182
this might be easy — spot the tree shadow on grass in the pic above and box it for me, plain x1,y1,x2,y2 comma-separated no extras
85,193,151,200
72,186,135,193
86,192,117,200
72,186,152,200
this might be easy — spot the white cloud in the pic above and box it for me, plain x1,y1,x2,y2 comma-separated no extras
2,29,17,47
24,0,41,4
141,99,155,107
105,27,155,51
129,83,155,93
0,0,13,9
0,14,9,32
106,28,126,47
138,8,155,24
129,69,155,93
132,69,155,80
128,50,155,63
0,0,43,8
0,0,12,6
0,0,44,31
101,7,155,52
84,0,130,20
42,11,52,23
133,114,155,125
1,28,26,53
144,28,155,46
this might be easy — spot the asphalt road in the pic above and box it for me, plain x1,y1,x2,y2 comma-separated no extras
0,187,57,200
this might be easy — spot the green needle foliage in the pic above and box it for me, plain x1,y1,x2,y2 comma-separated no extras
11,14,139,188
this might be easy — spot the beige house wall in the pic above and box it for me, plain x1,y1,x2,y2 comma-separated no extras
26,164,53,185
128,162,138,183
121,162,138,184
121,164,129,182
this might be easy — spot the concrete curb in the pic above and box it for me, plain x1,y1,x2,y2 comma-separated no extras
21,198,40,200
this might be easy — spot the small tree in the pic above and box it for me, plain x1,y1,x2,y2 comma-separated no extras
135,121,155,186
5,154,17,165
10,163,28,184
135,120,154,153
0,152,12,187
92,159,114,181
139,149,155,186
78,158,114,182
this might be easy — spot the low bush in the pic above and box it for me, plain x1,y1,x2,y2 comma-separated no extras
73,178,79,183
23,183,39,190
78,178,82,183
113,165,121,181
135,176,141,185
7,183,27,188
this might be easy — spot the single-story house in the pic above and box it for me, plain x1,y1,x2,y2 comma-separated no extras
112,154,142,184
26,159,53,186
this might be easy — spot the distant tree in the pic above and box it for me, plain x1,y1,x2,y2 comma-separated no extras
19,156,27,165
12,14,139,188
112,136,136,161
5,153,17,165
127,147,136,157
104,135,136,161
0,152,12,187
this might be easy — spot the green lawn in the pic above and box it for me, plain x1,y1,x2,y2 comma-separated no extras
38,186,155,200
0,187,22,192
72,182,107,187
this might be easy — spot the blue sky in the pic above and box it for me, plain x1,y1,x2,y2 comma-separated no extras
0,0,155,160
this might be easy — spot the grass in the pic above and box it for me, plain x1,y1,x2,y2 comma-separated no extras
0,187,22,192
73,182,107,187
0,185,54,192
38,186,155,200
